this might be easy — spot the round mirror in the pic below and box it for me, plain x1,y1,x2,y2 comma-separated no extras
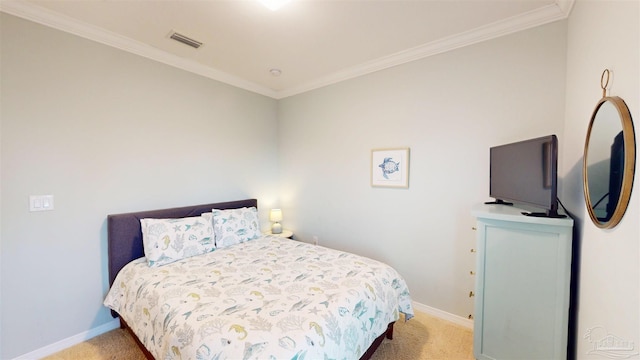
583,96,636,229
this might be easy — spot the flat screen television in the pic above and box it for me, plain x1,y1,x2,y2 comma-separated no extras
488,135,562,218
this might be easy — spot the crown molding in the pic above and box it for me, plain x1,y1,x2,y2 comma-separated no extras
556,0,576,17
276,0,574,99
0,0,278,99
1,0,573,100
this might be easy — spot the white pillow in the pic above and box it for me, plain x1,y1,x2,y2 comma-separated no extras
140,215,214,267
212,207,261,248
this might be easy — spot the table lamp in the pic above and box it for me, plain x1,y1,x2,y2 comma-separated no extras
269,209,283,234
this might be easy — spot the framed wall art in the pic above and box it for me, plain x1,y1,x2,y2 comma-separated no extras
371,147,410,188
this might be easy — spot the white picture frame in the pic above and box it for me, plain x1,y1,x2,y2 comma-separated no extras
371,148,410,188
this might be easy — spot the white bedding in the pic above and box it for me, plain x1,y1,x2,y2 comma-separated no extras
104,236,414,360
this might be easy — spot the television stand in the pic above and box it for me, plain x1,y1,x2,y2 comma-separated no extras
484,200,513,206
522,211,567,219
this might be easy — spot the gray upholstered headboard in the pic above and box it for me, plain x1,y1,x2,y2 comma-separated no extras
107,199,258,289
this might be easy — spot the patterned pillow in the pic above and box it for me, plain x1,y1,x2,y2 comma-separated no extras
212,207,261,248
140,216,214,267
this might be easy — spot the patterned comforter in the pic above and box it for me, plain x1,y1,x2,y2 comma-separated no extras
104,236,414,360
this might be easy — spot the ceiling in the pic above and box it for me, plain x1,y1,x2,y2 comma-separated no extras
1,0,573,99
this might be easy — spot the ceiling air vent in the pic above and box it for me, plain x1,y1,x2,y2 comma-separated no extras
169,31,203,49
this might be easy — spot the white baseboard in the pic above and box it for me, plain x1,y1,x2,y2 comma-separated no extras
12,318,120,360
13,303,469,359
412,301,474,329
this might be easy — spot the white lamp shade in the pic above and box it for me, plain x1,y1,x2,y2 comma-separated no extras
269,209,283,222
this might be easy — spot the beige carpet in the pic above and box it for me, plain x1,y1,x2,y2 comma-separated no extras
43,311,473,360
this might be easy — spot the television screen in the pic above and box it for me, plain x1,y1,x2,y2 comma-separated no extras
489,135,559,217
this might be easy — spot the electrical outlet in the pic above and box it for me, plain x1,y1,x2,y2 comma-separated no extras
313,236,319,246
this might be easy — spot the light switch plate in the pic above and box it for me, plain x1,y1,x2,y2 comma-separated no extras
30,195,54,212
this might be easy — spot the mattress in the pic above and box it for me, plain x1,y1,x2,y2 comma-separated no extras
104,236,414,360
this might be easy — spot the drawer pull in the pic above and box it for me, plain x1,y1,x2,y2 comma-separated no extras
469,291,475,297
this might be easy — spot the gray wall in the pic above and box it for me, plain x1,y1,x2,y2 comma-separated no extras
562,0,639,355
277,21,568,318
0,14,279,358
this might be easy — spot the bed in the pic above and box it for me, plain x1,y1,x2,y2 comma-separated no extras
104,199,414,360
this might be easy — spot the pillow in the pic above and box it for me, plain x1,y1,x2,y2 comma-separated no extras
140,215,214,267
211,207,261,248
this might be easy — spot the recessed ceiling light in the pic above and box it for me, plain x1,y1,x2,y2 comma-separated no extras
258,0,291,11
269,68,282,77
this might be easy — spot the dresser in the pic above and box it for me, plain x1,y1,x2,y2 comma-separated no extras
472,204,573,360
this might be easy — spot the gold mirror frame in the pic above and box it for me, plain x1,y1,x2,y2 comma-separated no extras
583,71,636,229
